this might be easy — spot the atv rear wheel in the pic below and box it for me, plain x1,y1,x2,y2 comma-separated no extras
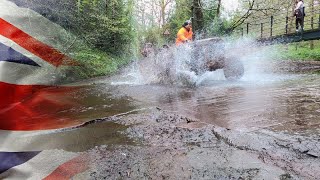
223,59,244,80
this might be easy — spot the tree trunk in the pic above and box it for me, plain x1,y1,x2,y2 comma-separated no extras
216,0,222,17
111,0,116,49
310,0,315,49
161,0,166,27
290,0,296,33
192,0,204,39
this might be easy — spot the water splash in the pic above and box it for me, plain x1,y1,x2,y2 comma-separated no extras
111,36,299,86
223,37,301,84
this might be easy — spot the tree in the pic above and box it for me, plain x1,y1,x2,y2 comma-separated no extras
134,0,175,29
160,0,175,27
134,0,227,45
309,0,315,49
192,0,205,35
74,0,135,55
166,0,192,41
191,0,228,38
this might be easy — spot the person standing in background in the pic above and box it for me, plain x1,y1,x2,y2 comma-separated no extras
294,0,305,32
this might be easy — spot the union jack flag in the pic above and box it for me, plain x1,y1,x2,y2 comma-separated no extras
0,0,90,178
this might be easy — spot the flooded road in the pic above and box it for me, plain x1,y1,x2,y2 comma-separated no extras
66,71,320,137
75,70,319,179
3,62,319,179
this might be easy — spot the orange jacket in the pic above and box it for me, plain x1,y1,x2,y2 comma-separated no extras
175,27,193,45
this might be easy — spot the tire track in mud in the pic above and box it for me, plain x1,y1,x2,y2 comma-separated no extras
83,108,319,179
212,127,320,179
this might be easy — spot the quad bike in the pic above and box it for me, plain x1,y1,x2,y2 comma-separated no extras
141,37,244,83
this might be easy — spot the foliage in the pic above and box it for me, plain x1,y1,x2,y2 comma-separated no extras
57,0,320,82
74,0,135,56
133,0,230,48
204,18,232,37
166,0,193,42
196,1,229,37
142,28,166,47
62,45,132,83
165,0,229,42
272,41,320,61
43,0,138,81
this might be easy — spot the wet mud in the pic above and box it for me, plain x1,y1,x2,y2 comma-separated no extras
86,109,319,179
271,60,320,73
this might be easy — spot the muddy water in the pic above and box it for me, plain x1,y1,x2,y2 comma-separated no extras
69,72,319,137
50,41,320,154
64,40,319,138
21,63,319,178
32,69,320,154
66,70,320,179
48,40,320,178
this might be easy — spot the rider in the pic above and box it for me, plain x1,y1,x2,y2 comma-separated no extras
175,20,193,45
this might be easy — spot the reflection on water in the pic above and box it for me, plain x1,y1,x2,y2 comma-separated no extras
55,85,138,124
4,121,132,152
13,71,317,152
36,71,319,139
82,73,320,137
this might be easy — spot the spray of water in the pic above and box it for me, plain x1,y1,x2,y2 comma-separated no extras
111,36,298,86
223,37,300,84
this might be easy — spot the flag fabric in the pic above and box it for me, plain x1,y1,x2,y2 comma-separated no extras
0,0,90,178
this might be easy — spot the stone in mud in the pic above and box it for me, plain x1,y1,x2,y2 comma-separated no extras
306,151,319,158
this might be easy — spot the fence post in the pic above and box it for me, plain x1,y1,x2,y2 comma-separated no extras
261,23,263,39
270,16,273,37
285,16,288,34
311,17,314,29
247,23,249,35
241,28,244,37
318,14,320,29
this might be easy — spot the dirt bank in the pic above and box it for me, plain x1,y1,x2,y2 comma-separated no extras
86,108,319,179
272,60,320,73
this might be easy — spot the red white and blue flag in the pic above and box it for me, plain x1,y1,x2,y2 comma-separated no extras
0,0,90,178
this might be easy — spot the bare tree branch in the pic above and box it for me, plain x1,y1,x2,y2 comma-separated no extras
229,0,255,31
